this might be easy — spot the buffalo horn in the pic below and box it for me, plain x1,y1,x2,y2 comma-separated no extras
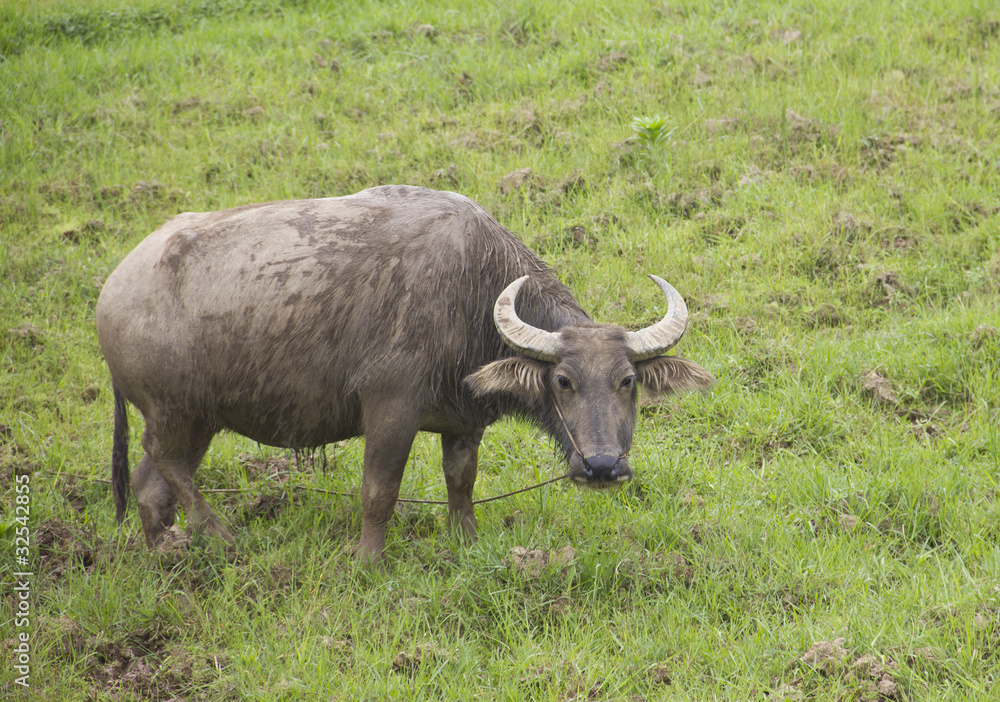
493,275,561,362
625,275,689,361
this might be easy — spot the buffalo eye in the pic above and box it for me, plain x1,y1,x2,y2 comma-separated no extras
621,376,636,389
556,375,572,390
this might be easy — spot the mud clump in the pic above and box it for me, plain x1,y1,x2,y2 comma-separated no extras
392,643,453,673
800,637,848,674
82,628,206,699
8,323,44,348
733,316,758,336
241,494,288,523
508,545,576,578
971,324,998,349
771,27,803,45
830,210,872,238
804,304,847,329
36,519,96,579
868,269,915,307
154,525,192,563
772,639,904,700
597,51,631,72
498,167,543,196
860,369,897,406
785,109,840,144
704,116,742,136
849,653,902,699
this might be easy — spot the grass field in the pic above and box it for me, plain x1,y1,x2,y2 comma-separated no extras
2,0,999,698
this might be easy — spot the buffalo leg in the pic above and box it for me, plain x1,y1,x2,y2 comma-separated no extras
441,429,483,541
142,420,231,545
132,453,178,548
357,405,420,561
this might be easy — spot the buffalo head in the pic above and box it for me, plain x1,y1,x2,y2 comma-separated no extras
466,275,714,486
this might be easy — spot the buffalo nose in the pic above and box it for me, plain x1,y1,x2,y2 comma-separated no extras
584,454,626,482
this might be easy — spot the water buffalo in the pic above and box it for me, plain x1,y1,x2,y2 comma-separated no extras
97,185,713,559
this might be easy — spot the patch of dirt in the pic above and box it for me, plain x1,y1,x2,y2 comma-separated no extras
241,494,287,523
727,53,761,75
429,163,459,186
154,525,192,563
785,109,840,144
8,323,44,348
238,453,293,480
650,551,695,586
392,643,453,673
804,303,848,329
36,519,96,579
409,23,437,40
734,348,800,391
800,638,848,674
860,134,921,170
860,369,897,406
242,105,266,120
790,162,850,185
498,167,544,195
502,511,525,528
772,639,904,701
320,636,354,670
733,316,758,336
0,423,15,450
82,627,210,699
497,169,582,210
450,129,503,151
867,269,915,307
395,506,439,540
63,483,88,513
61,218,107,244
879,228,919,253
507,545,576,578
506,101,543,141
129,180,165,203
597,51,630,72
831,210,872,239
911,420,945,441
565,224,597,250
81,384,101,404
171,95,203,114
771,27,803,45
691,66,713,88
738,164,773,187
686,521,717,545
97,185,124,202
704,116,743,136
0,196,29,224
45,614,86,656
662,187,725,218
649,663,672,685
800,240,858,280
971,324,999,349
678,488,706,509
849,653,902,699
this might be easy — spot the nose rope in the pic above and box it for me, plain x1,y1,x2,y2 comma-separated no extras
551,397,629,474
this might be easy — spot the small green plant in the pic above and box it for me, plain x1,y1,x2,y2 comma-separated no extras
630,113,674,150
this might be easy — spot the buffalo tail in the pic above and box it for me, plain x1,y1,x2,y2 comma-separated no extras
112,385,130,523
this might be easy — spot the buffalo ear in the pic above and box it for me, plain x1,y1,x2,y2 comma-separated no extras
635,356,714,401
465,357,548,404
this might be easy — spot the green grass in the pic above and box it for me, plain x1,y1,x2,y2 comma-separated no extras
2,0,999,698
